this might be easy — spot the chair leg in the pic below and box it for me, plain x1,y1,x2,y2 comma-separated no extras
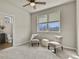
48,46,50,50
61,46,63,50
32,43,33,46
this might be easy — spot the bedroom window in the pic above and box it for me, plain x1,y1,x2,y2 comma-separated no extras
37,11,60,32
38,23,47,31
48,21,60,31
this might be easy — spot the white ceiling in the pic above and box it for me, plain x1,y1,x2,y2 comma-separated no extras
7,0,75,13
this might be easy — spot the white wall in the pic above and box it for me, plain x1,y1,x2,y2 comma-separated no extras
76,0,79,55
31,2,76,49
0,0,31,46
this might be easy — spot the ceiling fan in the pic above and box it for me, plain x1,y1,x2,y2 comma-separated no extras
23,0,46,9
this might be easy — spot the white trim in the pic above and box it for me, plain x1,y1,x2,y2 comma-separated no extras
63,46,76,51
13,41,28,46
31,0,75,13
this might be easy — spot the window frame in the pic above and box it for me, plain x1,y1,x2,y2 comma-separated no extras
37,11,61,32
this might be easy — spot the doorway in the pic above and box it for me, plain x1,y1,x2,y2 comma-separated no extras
0,16,13,49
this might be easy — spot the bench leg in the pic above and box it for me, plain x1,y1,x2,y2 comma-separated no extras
54,48,56,53
38,43,39,46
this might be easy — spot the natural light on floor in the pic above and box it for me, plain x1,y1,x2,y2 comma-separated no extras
68,57,73,59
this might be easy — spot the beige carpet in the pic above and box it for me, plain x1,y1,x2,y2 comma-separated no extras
0,45,59,59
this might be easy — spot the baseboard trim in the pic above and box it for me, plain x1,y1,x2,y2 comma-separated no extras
13,41,29,46
63,46,77,51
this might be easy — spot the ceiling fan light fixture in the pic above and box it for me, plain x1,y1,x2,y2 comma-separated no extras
23,0,46,9
30,2,35,6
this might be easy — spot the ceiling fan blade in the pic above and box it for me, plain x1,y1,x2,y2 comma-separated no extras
35,2,46,4
26,0,30,1
23,3,30,7
27,0,35,2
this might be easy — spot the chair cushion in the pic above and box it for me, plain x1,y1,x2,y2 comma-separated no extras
31,39,39,43
49,41,60,46
31,34,38,40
